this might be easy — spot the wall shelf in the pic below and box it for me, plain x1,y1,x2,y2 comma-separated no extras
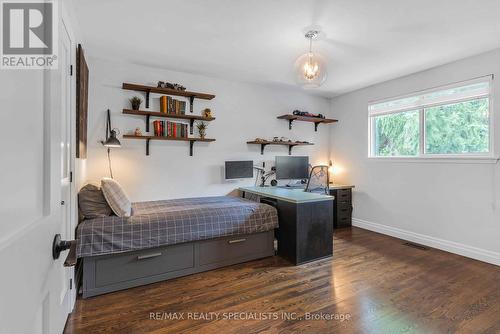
122,109,215,134
277,114,338,132
246,140,314,155
122,83,215,111
123,135,215,156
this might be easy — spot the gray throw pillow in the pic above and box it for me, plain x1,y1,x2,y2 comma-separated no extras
78,184,113,219
101,178,132,217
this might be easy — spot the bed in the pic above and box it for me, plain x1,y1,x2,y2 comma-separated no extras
77,196,278,298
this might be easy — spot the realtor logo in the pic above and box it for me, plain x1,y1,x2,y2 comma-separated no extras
1,1,58,69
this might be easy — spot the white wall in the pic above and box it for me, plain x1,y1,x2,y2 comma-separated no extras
84,58,332,201
330,49,500,265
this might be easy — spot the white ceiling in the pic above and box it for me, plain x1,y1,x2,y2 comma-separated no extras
72,0,500,97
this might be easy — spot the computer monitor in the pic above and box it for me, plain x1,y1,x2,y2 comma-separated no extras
225,160,253,179
275,156,309,180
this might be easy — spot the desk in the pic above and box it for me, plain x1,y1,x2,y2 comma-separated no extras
239,186,334,265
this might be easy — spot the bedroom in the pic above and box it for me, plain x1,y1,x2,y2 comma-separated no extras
1,0,499,333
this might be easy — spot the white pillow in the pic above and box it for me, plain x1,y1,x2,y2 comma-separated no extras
101,178,131,217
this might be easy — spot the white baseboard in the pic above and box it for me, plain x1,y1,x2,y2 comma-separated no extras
352,218,500,266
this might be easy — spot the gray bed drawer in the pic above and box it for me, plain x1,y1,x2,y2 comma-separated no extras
94,243,194,287
199,232,272,265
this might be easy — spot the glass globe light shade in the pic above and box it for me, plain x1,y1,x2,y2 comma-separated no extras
294,52,328,88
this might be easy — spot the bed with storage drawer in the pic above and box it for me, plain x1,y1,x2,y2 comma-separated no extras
76,196,278,298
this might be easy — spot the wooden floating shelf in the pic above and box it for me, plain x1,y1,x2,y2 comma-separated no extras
123,109,215,134
246,140,314,155
277,114,338,132
122,83,215,111
123,109,215,121
123,135,215,156
123,135,215,142
122,83,215,100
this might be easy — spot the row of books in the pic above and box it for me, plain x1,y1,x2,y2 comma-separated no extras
160,96,186,115
153,120,189,138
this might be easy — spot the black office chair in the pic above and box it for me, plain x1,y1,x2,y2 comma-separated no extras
304,165,330,194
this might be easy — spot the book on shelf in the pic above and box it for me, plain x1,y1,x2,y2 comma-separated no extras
182,101,186,114
152,120,189,139
160,96,168,113
175,100,186,115
160,95,186,114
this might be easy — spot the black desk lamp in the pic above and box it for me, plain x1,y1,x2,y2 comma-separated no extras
329,160,333,184
101,109,121,178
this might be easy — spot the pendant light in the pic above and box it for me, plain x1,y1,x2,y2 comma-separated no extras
294,30,327,88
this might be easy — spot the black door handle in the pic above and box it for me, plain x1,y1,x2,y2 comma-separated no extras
52,234,73,260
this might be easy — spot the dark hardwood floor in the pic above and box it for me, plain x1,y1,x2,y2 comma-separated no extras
65,227,500,333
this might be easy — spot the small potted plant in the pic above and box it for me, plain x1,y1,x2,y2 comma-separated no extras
196,121,208,139
129,96,142,110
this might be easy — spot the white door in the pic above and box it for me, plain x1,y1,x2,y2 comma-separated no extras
60,19,76,315
0,4,75,333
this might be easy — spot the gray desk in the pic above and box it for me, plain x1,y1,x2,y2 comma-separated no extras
239,186,334,265
240,186,333,203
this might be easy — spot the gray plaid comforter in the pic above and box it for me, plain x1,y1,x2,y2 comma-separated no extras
76,196,278,258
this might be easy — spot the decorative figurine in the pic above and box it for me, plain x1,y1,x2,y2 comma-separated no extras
157,81,187,91
134,127,142,136
172,83,186,91
202,108,212,118
292,109,325,119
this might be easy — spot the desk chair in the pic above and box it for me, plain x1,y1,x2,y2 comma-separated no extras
305,165,330,194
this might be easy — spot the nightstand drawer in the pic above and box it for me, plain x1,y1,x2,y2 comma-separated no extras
337,214,352,228
337,199,352,207
337,205,352,218
336,189,352,202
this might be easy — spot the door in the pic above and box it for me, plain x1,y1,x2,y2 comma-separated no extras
0,6,75,334
60,19,76,315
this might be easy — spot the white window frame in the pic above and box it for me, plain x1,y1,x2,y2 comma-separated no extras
368,76,495,161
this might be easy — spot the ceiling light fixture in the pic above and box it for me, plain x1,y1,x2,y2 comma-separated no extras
294,30,327,89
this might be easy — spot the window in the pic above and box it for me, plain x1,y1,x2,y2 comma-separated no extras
368,77,492,158
374,110,420,156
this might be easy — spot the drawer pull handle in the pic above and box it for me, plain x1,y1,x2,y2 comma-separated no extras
228,238,246,244
137,252,162,260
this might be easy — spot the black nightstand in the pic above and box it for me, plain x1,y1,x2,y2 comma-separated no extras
329,185,354,229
